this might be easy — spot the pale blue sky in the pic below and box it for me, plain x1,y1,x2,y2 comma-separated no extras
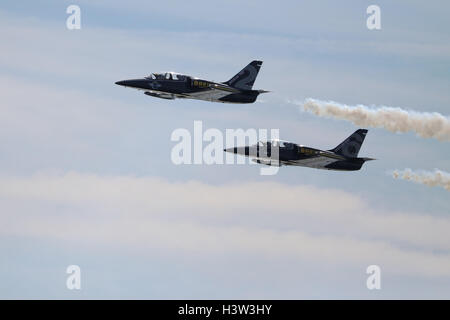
1,0,450,299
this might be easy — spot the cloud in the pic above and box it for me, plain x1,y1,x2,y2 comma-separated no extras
297,98,450,141
392,169,450,191
2,172,450,277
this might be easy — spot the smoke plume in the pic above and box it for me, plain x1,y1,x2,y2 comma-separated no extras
300,99,450,141
392,169,450,191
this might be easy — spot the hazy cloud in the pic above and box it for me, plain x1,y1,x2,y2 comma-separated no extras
2,172,450,277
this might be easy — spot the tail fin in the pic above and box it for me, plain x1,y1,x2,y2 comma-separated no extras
330,129,368,158
223,60,262,90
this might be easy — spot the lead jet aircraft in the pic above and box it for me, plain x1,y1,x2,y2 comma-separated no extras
224,129,375,171
115,60,268,103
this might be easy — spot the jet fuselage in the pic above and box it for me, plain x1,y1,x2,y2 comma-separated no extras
115,60,266,104
224,129,375,171
116,76,260,103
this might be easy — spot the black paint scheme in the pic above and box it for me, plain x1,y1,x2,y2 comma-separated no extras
115,60,267,104
225,129,375,171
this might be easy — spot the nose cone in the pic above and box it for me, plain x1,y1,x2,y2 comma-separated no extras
223,147,250,156
115,79,148,89
115,80,127,86
224,147,237,154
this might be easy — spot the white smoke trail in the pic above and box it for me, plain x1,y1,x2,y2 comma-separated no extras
392,169,450,191
299,98,450,141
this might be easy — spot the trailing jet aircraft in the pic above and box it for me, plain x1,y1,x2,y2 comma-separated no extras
224,129,375,171
115,60,268,103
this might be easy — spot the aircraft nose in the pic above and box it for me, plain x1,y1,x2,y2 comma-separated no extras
115,79,147,88
115,80,127,86
223,147,250,155
223,147,236,154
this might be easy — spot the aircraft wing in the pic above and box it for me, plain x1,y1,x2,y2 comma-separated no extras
282,155,339,168
318,151,347,161
186,89,230,101
143,81,241,101
211,83,241,93
145,88,226,101
185,82,241,101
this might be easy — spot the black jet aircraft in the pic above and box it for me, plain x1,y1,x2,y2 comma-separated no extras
115,60,267,103
224,129,375,171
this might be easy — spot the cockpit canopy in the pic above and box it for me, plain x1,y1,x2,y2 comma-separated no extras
280,141,295,149
256,140,296,149
146,72,186,81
